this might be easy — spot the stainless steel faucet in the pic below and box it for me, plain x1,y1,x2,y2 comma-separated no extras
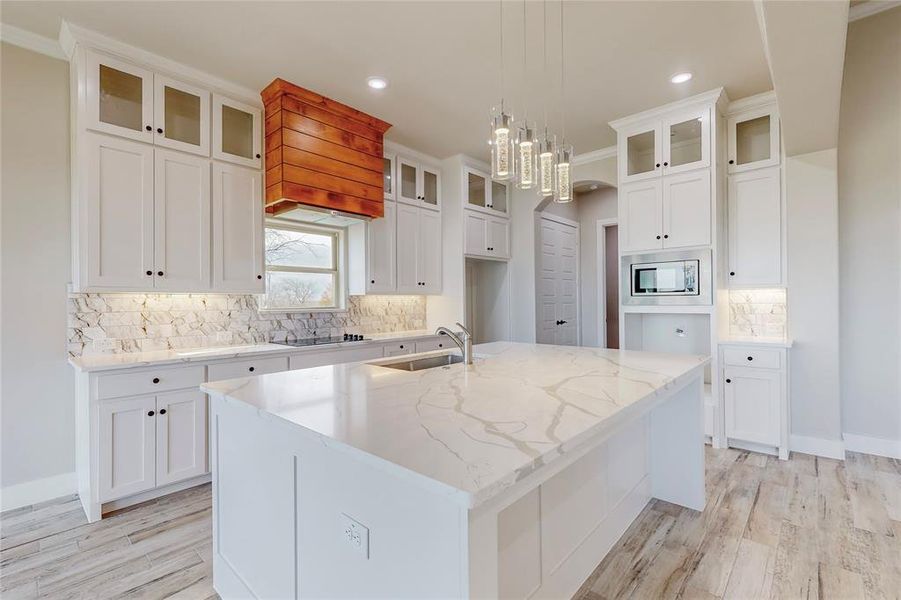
435,322,473,364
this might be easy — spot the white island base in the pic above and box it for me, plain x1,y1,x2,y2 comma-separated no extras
204,343,706,599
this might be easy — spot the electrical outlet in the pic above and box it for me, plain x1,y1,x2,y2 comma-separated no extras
340,513,369,559
92,338,117,351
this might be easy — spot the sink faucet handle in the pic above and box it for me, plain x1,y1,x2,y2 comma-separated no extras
455,322,472,338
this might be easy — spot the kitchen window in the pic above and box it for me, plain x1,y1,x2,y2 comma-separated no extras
262,222,343,311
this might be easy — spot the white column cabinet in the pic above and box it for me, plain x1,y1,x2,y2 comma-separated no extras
212,162,265,293
153,149,211,291
99,395,157,502
727,166,782,286
367,201,396,293
155,390,208,487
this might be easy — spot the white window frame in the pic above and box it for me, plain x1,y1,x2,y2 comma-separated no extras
261,219,347,312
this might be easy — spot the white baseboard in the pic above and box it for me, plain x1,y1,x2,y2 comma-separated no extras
790,434,845,460
844,433,901,460
1,472,78,512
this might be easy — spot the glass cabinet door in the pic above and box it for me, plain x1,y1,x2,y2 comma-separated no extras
466,169,488,209
421,166,440,210
154,76,209,156
620,125,660,183
727,107,780,173
396,157,420,205
383,155,395,200
490,180,508,214
86,51,153,143
212,95,261,169
663,108,710,175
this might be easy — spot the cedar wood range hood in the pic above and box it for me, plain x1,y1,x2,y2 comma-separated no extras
261,78,392,219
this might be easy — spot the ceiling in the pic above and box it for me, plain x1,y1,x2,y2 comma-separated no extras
0,1,773,160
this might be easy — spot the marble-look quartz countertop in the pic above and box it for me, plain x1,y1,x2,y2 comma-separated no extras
202,342,709,508
68,330,439,372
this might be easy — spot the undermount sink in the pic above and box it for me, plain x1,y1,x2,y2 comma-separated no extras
379,353,465,372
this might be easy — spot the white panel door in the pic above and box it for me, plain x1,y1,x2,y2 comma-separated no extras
464,211,488,256
487,217,510,259
728,167,782,286
620,179,663,253
83,132,155,290
153,149,210,291
212,162,264,292
556,223,579,345
156,390,207,486
99,395,156,502
662,169,711,249
724,367,780,446
418,208,442,294
367,201,396,293
212,95,261,169
153,74,210,156
85,50,154,143
537,219,559,345
395,202,420,293
537,218,579,346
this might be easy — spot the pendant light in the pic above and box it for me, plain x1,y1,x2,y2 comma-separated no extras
515,1,537,190
490,1,515,182
554,0,573,203
538,0,556,197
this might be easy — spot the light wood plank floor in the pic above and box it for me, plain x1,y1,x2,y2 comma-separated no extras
2,448,898,599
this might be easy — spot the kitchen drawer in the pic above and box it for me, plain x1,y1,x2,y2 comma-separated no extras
414,337,447,353
207,356,289,382
97,365,205,400
722,347,782,370
289,345,385,370
383,341,414,357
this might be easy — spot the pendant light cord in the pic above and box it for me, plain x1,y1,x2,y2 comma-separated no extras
500,0,505,108
522,0,527,121
560,0,565,143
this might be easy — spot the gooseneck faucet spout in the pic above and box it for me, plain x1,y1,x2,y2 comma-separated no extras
435,322,473,365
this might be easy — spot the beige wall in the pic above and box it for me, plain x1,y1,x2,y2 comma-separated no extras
1,43,74,491
838,7,901,444
575,187,618,347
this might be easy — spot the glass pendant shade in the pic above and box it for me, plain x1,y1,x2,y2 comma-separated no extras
516,122,538,190
538,137,556,196
555,144,573,203
490,108,515,182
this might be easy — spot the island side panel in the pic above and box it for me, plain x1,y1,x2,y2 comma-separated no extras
209,393,470,600
649,374,706,511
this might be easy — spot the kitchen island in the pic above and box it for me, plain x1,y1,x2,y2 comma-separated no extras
201,342,708,599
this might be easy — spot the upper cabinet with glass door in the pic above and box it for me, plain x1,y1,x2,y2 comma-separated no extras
727,105,780,174
464,167,508,217
153,75,210,156
85,50,154,144
383,154,395,200
212,95,262,169
396,155,441,211
617,107,711,184
619,122,662,184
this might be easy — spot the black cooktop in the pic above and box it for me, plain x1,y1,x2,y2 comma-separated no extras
273,334,368,347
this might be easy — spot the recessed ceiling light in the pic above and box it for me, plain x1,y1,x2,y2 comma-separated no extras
670,72,693,84
367,76,388,90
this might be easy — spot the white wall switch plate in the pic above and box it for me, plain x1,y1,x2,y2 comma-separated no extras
340,513,369,559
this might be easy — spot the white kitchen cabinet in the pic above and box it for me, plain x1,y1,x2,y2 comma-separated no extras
727,105,780,174
153,149,210,291
288,345,385,370
727,166,782,286
465,211,510,261
620,179,663,252
85,50,154,144
155,390,207,487
418,208,443,293
397,203,442,293
383,154,396,200
662,169,711,249
396,155,441,211
212,162,265,293
99,395,157,502
207,356,289,381
724,367,780,447
383,341,414,357
82,132,155,290
662,107,710,176
367,200,396,293
465,167,508,217
153,75,210,157
618,122,662,184
487,217,510,259
212,94,262,169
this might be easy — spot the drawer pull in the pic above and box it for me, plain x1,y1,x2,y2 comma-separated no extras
152,377,160,384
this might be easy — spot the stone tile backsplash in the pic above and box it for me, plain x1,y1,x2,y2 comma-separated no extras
68,293,427,356
728,288,787,339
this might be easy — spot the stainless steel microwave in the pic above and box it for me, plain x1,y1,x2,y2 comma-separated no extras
622,250,712,305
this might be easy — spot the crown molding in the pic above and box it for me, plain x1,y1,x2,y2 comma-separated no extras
848,0,901,22
0,23,65,60
608,87,726,132
384,139,441,165
727,90,778,115
59,20,261,105
573,145,617,166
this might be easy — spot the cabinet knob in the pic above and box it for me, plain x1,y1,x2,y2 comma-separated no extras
147,410,155,417
145,125,152,132
655,163,661,168
248,366,255,372
157,128,163,134
399,345,404,349
656,235,661,240
729,271,735,276
663,162,669,167
747,356,753,361
371,279,375,284
725,378,732,384
438,343,443,348
256,153,261,159
159,409,166,415
157,271,164,277
664,234,669,239
728,159,735,165
146,270,153,276
152,377,160,384
257,275,262,280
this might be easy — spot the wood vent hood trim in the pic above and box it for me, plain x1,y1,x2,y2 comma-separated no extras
261,78,392,219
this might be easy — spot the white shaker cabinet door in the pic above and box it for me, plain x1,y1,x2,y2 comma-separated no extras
99,395,157,502
212,162,265,293
662,168,711,249
367,201,396,293
464,211,488,256
84,50,154,144
153,149,211,291
153,74,210,157
156,390,208,487
395,202,420,293
620,179,663,253
487,216,510,259
418,208,442,294
724,367,780,446
83,132,155,290
727,167,782,286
